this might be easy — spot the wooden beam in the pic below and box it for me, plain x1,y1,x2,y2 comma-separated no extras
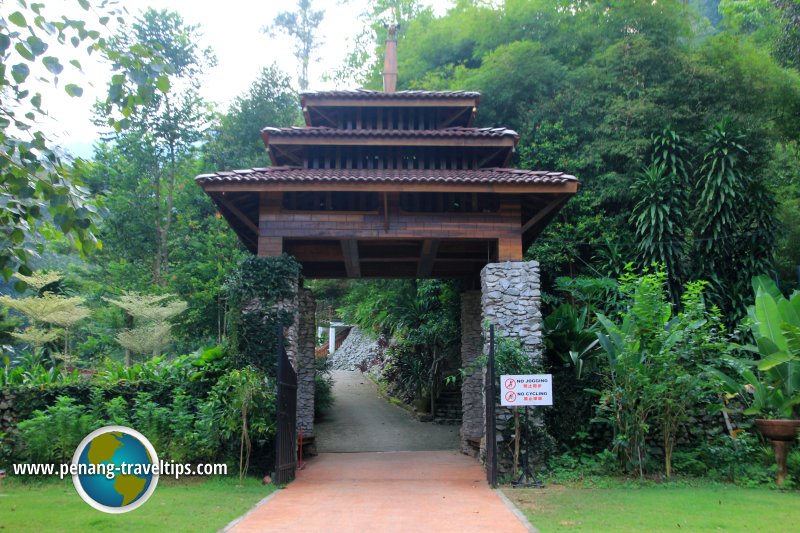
202,181,579,195
383,192,389,232
476,147,509,168
417,239,440,278
341,240,361,278
521,195,569,234
439,107,470,129
304,98,477,108
284,242,344,262
309,106,338,128
214,194,258,234
267,136,516,148
213,207,257,251
269,144,303,166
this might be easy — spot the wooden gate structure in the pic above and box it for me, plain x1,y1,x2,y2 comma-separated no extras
196,28,578,476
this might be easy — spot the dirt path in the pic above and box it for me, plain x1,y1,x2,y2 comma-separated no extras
315,370,458,453
226,452,534,533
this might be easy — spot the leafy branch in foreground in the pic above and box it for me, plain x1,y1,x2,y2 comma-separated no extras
1,1,173,280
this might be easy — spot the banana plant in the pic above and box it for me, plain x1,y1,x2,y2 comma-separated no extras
710,276,800,419
543,303,600,379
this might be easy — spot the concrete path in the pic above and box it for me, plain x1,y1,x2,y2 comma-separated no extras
227,451,533,533
315,370,458,452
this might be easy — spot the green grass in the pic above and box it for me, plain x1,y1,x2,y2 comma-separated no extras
0,476,274,532
505,483,800,532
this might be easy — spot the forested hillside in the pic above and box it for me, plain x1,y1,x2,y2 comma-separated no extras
380,0,800,314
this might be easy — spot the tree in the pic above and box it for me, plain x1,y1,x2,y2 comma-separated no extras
329,0,423,86
0,1,165,281
392,0,800,302
205,65,301,170
104,291,187,364
595,268,723,477
0,271,90,364
96,9,215,285
630,129,691,302
692,123,776,319
263,0,324,90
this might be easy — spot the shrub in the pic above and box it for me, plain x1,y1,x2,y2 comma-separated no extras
594,268,727,478
314,357,334,418
17,397,97,463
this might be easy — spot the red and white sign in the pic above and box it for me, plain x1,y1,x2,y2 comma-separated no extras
500,374,553,407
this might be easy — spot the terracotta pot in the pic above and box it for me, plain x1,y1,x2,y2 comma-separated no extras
755,419,800,441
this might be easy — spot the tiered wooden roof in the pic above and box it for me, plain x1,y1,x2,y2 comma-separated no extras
197,33,578,279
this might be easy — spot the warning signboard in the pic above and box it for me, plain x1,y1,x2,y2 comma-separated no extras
500,374,553,407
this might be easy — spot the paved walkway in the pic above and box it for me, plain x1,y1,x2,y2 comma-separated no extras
227,451,533,533
226,371,532,532
315,370,458,452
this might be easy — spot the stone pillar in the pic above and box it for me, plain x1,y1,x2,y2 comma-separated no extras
294,288,317,439
481,261,543,359
460,291,483,455
480,261,544,472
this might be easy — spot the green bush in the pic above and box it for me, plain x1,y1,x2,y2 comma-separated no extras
17,397,96,464
700,432,774,486
594,268,727,478
6,363,278,471
314,357,334,418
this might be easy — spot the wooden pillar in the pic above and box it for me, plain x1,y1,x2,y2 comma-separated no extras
498,237,523,262
258,192,283,257
498,197,523,261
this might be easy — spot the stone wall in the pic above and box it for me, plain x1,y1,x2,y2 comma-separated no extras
460,291,483,455
294,287,316,438
329,326,383,370
480,261,545,474
480,261,543,358
272,280,316,440
0,390,16,436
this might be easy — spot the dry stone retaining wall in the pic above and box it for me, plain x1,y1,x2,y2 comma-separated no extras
460,291,483,455
294,288,316,438
329,326,383,370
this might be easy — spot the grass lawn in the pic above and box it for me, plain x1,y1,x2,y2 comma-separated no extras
0,476,274,532
504,483,800,532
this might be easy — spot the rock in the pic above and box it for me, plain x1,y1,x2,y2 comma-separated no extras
328,326,385,371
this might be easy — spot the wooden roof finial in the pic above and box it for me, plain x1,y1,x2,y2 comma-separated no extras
383,25,398,93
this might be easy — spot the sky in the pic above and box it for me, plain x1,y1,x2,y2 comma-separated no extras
35,0,443,158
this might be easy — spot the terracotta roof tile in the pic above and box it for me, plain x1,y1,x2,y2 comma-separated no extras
262,127,518,139
301,89,480,100
196,167,577,185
